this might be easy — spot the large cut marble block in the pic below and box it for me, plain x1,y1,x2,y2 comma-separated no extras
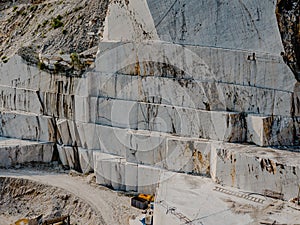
43,92,75,120
74,96,90,123
76,122,101,150
166,138,211,176
138,101,246,142
78,148,94,174
97,124,130,157
125,130,167,167
110,158,126,190
90,97,139,129
95,41,295,93
210,142,300,200
137,165,162,195
0,56,81,94
57,119,73,146
0,138,54,167
125,162,138,192
94,152,123,187
57,145,76,169
0,111,55,142
247,114,299,146
86,71,293,117
0,86,43,114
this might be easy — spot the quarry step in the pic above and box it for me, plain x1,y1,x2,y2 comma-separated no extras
95,41,295,92
0,137,55,168
88,97,246,142
84,97,299,146
0,84,75,119
0,56,80,95
73,132,300,199
0,110,55,142
87,71,292,117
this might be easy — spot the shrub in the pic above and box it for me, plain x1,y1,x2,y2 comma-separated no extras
1,56,8,63
13,6,18,12
51,15,63,29
37,61,46,70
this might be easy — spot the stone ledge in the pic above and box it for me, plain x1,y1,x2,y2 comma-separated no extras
0,137,54,168
0,110,55,142
90,139,300,199
86,72,293,117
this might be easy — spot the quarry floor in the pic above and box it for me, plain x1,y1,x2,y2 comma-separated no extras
0,168,300,225
0,168,141,225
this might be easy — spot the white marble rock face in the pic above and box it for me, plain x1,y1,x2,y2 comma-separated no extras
137,165,162,195
78,148,94,174
210,142,300,200
0,140,54,167
57,145,76,168
0,0,299,201
0,86,43,114
166,138,211,176
0,111,55,142
125,130,167,167
247,115,299,146
125,162,138,192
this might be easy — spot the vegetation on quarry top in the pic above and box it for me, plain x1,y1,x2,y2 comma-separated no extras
0,0,299,80
0,0,108,62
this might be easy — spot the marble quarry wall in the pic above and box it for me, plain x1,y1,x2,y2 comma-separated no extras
0,0,299,201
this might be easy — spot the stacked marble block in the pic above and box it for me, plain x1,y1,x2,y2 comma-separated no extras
69,36,299,194
90,41,299,147
0,56,81,166
0,0,299,199
75,124,300,199
0,137,54,168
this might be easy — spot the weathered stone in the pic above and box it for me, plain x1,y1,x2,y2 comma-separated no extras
0,138,54,168
166,138,211,176
0,85,43,114
0,111,55,142
78,148,93,174
137,165,162,195
210,142,300,200
103,0,158,41
43,92,75,120
125,162,138,192
247,114,299,146
0,56,81,94
125,130,167,167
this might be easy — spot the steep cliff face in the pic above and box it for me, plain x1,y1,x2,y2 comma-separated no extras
0,0,108,61
276,0,300,80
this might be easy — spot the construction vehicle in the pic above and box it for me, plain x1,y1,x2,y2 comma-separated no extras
131,194,154,210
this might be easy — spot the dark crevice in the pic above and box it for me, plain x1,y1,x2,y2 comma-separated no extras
276,0,300,81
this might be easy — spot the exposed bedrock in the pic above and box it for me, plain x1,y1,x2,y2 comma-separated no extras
0,0,299,201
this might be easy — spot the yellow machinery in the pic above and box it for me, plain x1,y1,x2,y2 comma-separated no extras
138,194,155,203
131,194,155,210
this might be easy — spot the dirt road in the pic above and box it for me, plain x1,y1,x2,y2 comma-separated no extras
0,169,140,225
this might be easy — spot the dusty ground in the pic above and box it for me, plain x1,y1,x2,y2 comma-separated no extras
0,168,141,225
